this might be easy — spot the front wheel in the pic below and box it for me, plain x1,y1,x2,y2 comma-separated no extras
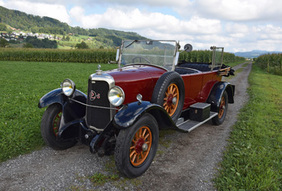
115,113,159,178
41,104,77,150
212,91,228,125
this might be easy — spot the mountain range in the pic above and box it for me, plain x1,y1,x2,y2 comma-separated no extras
235,50,282,58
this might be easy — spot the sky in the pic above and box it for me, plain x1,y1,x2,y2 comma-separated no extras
0,0,282,52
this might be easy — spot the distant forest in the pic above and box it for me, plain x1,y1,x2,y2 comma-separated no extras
0,6,146,47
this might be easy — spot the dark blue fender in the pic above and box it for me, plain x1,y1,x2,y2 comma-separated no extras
113,101,177,130
207,81,235,112
38,88,87,139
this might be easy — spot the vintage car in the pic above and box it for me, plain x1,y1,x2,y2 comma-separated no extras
38,40,235,178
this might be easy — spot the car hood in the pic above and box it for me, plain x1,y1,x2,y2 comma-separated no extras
106,65,166,103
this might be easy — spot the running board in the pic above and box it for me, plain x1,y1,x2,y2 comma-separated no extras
176,112,218,132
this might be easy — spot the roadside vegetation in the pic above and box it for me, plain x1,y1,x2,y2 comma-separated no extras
254,53,282,76
214,64,281,190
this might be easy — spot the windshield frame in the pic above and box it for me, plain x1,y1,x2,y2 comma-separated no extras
117,40,180,71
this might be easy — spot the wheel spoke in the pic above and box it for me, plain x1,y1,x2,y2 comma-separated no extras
142,128,147,137
130,150,136,157
144,133,150,140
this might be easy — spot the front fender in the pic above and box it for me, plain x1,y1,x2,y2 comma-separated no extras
38,88,87,109
38,88,87,139
38,88,65,108
113,101,176,130
207,81,235,112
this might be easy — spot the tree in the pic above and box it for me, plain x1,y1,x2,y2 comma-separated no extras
75,41,89,49
23,43,34,48
0,23,7,31
0,38,9,47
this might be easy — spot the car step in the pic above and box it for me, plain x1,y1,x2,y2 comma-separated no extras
176,111,218,132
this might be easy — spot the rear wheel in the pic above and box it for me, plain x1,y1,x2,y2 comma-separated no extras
41,104,77,150
212,91,228,125
115,114,159,178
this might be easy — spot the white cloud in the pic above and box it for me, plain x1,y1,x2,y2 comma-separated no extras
194,0,282,22
1,0,282,52
70,7,221,35
2,0,70,23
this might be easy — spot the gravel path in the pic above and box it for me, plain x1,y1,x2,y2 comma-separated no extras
0,62,252,191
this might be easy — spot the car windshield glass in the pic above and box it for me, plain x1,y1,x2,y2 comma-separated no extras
120,40,178,71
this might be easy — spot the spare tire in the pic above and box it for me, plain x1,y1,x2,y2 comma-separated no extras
151,71,185,123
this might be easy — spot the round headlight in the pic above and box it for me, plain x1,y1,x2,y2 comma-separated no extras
108,86,125,107
61,79,76,97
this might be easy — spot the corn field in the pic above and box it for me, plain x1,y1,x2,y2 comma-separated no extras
255,53,282,76
0,48,116,63
0,48,244,65
179,50,245,64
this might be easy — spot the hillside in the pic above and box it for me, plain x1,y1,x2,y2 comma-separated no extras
0,6,146,48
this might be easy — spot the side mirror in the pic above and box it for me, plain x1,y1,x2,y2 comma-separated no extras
184,44,193,52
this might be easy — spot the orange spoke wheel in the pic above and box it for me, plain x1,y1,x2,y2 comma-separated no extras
53,111,62,137
130,126,152,166
163,83,179,116
218,96,226,119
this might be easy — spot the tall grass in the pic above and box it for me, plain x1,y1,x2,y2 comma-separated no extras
0,48,244,65
214,65,282,190
255,53,282,75
0,48,116,63
179,50,245,64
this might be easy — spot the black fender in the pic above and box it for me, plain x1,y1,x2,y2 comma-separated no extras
113,101,177,130
207,81,235,112
38,88,87,139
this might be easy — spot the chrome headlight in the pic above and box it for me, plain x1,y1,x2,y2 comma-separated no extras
61,79,76,97
108,86,125,107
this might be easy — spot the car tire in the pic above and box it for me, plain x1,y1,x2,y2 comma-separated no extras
151,71,185,123
115,113,159,178
212,91,228,125
41,104,77,150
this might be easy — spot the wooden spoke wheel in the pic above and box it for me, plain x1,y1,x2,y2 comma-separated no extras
130,126,152,166
115,114,159,178
212,91,228,125
53,111,62,137
218,95,226,119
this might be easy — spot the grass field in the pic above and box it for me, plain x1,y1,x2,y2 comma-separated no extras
0,61,117,162
214,64,282,190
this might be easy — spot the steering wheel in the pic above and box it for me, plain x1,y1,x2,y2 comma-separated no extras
132,56,151,64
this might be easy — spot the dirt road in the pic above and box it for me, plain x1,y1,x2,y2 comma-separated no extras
0,62,252,191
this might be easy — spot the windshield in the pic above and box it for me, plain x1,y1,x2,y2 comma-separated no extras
119,40,178,71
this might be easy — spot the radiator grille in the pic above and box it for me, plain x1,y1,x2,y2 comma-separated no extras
86,79,111,130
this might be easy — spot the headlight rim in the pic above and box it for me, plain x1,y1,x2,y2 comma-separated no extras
108,86,125,107
61,78,76,97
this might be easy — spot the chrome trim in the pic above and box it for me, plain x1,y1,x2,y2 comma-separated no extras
70,98,117,110
89,125,104,133
89,73,115,88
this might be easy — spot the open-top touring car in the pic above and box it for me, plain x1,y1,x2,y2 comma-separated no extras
38,40,235,178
